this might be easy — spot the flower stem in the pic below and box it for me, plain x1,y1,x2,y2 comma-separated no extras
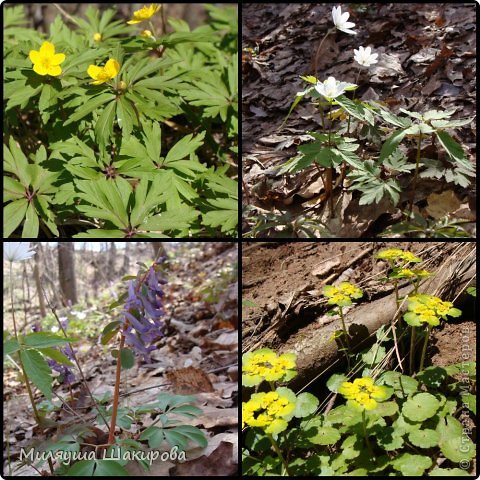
419,325,432,372
313,28,333,78
107,328,126,445
267,433,290,476
409,326,416,375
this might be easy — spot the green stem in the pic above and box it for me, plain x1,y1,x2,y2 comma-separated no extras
409,326,416,375
347,68,362,135
419,325,432,372
267,433,290,476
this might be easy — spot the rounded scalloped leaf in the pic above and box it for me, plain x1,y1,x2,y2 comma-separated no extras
361,345,386,366
308,426,341,445
373,426,404,451
380,371,419,397
326,405,362,426
282,368,298,382
366,400,398,417
402,393,440,422
391,453,432,476
403,311,423,326
294,392,319,418
340,434,362,460
392,414,421,435
415,366,447,389
437,415,475,463
446,306,462,318
242,373,263,387
429,467,471,476
408,428,439,448
326,373,349,393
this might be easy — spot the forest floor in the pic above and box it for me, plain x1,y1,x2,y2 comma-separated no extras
3,243,238,476
242,3,476,238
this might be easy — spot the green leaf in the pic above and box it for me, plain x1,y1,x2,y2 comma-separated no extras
22,203,39,238
101,321,121,345
4,199,28,237
402,392,439,422
437,415,475,462
3,338,20,356
335,95,374,125
24,333,77,348
164,132,206,163
435,130,468,163
141,205,199,233
379,128,408,161
39,347,74,366
19,349,52,400
120,348,134,369
95,100,116,145
294,392,319,418
116,96,136,137
169,425,207,448
64,93,115,125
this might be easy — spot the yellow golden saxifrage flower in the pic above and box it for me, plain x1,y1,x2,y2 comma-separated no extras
127,4,161,24
375,249,422,263
87,59,120,85
28,41,65,76
338,377,389,411
93,32,102,42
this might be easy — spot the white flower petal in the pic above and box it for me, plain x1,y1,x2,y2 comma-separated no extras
4,242,36,262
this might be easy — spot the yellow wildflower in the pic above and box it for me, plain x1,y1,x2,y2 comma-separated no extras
338,376,389,411
93,32,102,42
87,58,120,85
127,4,161,24
141,29,153,38
28,41,65,77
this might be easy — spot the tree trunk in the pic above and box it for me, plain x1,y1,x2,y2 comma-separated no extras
33,243,46,318
58,243,77,306
120,242,130,276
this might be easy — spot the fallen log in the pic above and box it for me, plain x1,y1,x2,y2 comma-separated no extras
278,243,476,390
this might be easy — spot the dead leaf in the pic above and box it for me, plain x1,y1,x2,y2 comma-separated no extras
425,191,461,219
169,441,237,476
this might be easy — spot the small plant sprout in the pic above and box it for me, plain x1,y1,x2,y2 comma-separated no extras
404,294,461,373
323,281,363,367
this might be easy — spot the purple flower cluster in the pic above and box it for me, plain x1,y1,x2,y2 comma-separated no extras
121,263,167,359
47,344,76,385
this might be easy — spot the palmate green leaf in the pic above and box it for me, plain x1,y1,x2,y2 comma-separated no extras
116,96,136,137
203,198,237,234
19,349,52,400
4,137,29,185
431,118,473,128
75,178,131,228
130,179,163,227
4,176,25,201
164,132,206,163
73,229,128,238
4,198,28,237
335,95,375,126
64,93,115,125
379,128,409,162
152,170,199,210
140,205,199,234
6,84,42,111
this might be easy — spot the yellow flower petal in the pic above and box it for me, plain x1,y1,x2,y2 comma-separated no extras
39,41,55,56
33,63,48,76
87,65,103,79
47,65,62,76
104,58,120,77
29,50,41,64
51,53,66,66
